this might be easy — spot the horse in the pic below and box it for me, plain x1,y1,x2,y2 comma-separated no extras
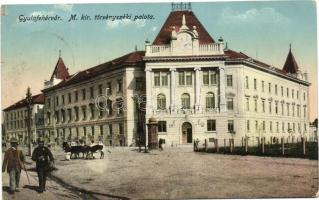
86,145,104,159
62,142,88,159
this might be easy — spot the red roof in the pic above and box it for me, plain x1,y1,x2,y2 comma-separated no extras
43,51,145,92
50,57,70,80
3,93,44,112
282,48,299,74
152,10,215,45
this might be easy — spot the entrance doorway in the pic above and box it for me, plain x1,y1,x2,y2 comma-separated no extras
182,122,192,144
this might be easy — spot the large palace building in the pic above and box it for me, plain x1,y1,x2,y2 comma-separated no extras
3,5,312,146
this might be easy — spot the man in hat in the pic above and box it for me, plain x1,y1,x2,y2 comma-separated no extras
2,137,25,194
31,138,54,193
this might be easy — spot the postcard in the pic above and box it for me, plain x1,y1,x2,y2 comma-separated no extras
1,1,318,199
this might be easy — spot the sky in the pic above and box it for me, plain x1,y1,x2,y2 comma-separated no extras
1,1,317,121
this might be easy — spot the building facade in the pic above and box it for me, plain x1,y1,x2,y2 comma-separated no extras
4,6,311,147
3,93,45,144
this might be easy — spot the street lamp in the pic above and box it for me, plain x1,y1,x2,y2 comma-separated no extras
26,87,33,156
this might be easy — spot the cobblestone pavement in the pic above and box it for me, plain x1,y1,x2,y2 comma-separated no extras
2,146,319,199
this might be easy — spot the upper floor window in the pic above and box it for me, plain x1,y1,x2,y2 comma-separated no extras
245,76,249,89
292,89,294,98
68,93,71,103
262,100,265,112
185,72,192,85
135,78,144,91
90,86,94,99
55,96,59,106
254,78,257,90
206,92,215,109
268,83,271,93
246,98,249,111
154,72,168,87
161,73,168,86
98,84,103,95
228,120,234,133
269,101,272,113
303,92,306,101
247,120,250,132
287,88,289,98
254,99,258,112
82,89,86,100
226,75,233,87
275,102,278,114
275,85,278,95
203,70,216,85
281,86,284,97
62,95,65,105
227,98,234,110
261,81,265,92
157,94,166,110
154,72,160,86
107,82,112,95
297,91,299,99
181,93,190,109
75,91,78,102
117,79,122,92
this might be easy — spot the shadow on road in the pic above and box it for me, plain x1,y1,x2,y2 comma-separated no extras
49,174,130,200
23,185,41,193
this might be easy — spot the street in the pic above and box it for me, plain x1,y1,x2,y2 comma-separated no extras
2,146,318,199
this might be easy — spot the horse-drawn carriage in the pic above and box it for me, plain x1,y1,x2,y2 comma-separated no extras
62,142,104,160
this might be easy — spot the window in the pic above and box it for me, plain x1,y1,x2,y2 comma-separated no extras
254,78,257,90
262,121,266,131
227,75,233,87
304,106,307,118
269,101,272,113
281,102,284,115
247,120,250,132
287,103,290,116
119,123,124,135
207,119,216,131
154,72,160,86
107,99,113,116
67,109,72,122
228,120,234,133
270,121,273,132
61,110,65,123
90,104,95,119
158,121,167,132
185,72,192,85
246,98,249,111
62,95,65,105
281,86,284,97
297,105,300,117
161,73,168,86
287,88,289,98
297,91,299,99
254,99,257,112
135,78,144,91
117,79,122,92
303,92,306,101
68,93,72,103
99,102,104,118
181,93,190,109
75,91,78,102
90,87,94,98
275,102,278,114
227,98,234,110
292,89,294,98
98,84,103,95
82,89,86,100
157,94,166,110
262,100,265,113
116,98,124,115
282,122,285,133
47,98,51,108
245,76,249,89
109,124,113,136
179,72,185,85
100,125,104,136
74,107,79,121
55,96,59,106
203,71,209,85
82,106,86,120
275,85,278,95
210,72,217,84
261,81,265,92
206,92,215,109
107,82,112,95
91,126,95,137
292,104,295,116
276,122,279,133
268,83,271,93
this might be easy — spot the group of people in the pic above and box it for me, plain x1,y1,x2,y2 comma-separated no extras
2,137,54,194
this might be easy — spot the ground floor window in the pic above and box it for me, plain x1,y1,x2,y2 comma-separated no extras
158,121,167,132
207,120,216,131
228,120,234,133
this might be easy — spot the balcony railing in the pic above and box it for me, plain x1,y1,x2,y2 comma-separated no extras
145,43,224,57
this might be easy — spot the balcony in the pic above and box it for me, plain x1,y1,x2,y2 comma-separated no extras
145,43,224,57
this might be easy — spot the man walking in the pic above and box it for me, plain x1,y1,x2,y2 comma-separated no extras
2,137,25,194
31,138,54,193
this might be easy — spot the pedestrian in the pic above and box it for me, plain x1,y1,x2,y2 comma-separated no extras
2,137,25,194
31,138,54,193
159,138,164,151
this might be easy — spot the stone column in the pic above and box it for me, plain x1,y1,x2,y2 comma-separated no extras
194,67,201,112
170,68,176,113
145,68,152,115
219,66,226,112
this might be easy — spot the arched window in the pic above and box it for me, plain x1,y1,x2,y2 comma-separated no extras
206,92,215,108
181,93,190,109
157,94,166,110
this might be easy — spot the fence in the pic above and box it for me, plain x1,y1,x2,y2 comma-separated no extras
194,137,318,160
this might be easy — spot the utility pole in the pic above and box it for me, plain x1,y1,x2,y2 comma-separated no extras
26,87,33,156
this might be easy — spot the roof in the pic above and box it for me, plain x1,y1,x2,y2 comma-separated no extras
3,93,44,112
282,48,299,74
50,57,70,80
152,10,215,45
43,51,145,92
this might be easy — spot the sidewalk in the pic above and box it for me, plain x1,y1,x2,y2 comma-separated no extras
2,152,82,200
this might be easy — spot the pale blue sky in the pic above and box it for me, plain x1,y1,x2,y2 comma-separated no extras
1,1,317,120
